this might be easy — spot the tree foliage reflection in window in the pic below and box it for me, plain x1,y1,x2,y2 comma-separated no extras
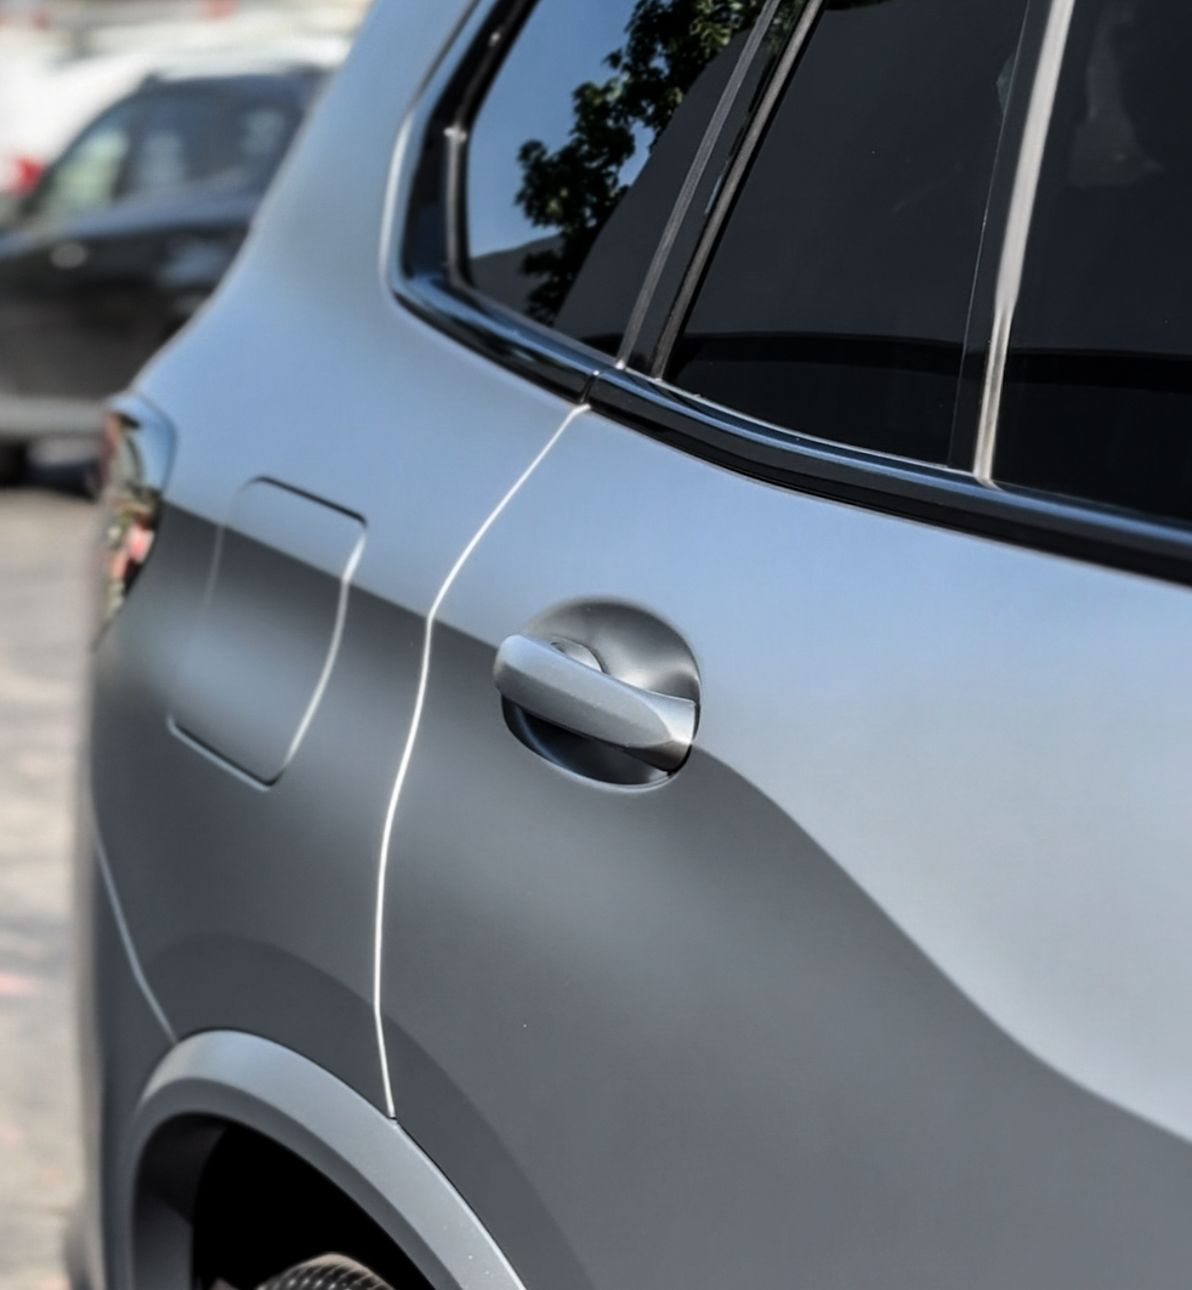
512,0,878,323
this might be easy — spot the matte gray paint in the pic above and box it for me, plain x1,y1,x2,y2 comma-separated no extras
403,410,1192,1143
72,834,173,1290
93,0,575,1111
379,407,1192,1287
92,503,419,1104
171,481,365,783
382,640,1192,1289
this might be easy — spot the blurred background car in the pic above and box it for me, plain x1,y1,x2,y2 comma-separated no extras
0,58,331,482
0,0,353,485
0,0,352,190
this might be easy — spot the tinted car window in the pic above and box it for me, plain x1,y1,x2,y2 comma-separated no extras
125,91,214,199
668,0,1029,464
214,96,299,186
464,0,772,355
31,100,140,221
995,1,1192,526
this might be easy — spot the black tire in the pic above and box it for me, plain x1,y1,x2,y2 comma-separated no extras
0,440,28,487
255,1255,394,1290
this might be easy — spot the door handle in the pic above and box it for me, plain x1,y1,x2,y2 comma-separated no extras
493,633,696,772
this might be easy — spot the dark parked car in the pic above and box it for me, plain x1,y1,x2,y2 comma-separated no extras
0,61,327,482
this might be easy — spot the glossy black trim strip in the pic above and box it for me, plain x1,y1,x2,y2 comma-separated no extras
650,0,826,378
402,275,599,400
591,368,1192,587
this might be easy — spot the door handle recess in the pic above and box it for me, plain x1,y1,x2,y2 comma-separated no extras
493,634,696,772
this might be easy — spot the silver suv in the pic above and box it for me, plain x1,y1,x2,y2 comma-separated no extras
76,1,1192,1288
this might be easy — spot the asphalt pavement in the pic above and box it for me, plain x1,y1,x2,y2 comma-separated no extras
0,458,94,1290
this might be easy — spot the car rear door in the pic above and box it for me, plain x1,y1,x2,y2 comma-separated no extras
89,0,770,1114
377,2,1192,1288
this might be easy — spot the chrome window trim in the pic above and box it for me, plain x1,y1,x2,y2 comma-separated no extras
974,0,1079,482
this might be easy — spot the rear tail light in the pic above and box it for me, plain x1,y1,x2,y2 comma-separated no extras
10,155,43,195
96,399,175,634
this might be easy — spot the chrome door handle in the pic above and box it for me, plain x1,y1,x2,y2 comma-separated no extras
493,633,696,772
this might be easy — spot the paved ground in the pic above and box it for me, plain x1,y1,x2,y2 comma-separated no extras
0,457,94,1290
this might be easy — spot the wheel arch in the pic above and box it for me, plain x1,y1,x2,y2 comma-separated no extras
120,1031,527,1290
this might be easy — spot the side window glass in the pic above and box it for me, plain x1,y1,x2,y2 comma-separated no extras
995,1,1192,526
213,97,299,188
124,92,214,199
463,0,771,356
668,0,1030,464
29,101,140,221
